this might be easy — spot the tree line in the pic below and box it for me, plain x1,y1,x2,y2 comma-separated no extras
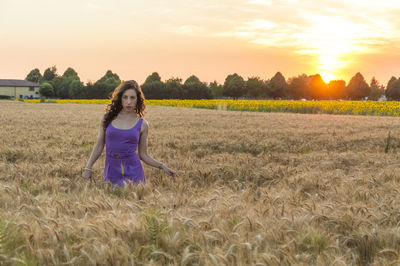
25,67,400,100
25,66,120,99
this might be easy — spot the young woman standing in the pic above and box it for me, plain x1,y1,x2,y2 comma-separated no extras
82,80,177,187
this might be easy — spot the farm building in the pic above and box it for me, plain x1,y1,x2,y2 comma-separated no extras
0,79,40,99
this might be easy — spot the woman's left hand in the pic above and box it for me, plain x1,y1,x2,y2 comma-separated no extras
161,165,178,182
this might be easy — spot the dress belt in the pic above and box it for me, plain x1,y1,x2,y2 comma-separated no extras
106,151,136,159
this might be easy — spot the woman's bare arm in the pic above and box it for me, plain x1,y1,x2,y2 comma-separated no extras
138,120,177,177
82,117,106,179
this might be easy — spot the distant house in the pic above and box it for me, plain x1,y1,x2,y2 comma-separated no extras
0,79,40,99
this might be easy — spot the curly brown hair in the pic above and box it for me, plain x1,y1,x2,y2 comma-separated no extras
103,80,146,130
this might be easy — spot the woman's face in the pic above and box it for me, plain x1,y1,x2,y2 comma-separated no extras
121,89,137,113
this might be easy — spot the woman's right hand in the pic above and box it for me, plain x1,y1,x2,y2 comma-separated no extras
82,169,92,180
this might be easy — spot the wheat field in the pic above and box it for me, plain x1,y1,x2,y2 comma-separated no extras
1,100,400,265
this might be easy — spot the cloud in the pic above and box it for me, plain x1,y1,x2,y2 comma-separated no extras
240,19,277,31
247,0,273,5
212,0,400,54
175,25,205,36
207,0,400,76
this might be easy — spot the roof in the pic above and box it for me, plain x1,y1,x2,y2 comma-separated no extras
0,79,40,87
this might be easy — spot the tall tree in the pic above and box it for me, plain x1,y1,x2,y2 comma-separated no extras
92,70,121,99
309,74,327,99
287,74,309,99
25,68,42,83
369,77,383,101
51,76,63,98
141,72,165,99
39,82,55,97
346,72,370,100
385,77,400,100
144,72,162,83
53,67,84,99
209,81,223,99
327,80,346,99
267,72,287,98
223,73,246,99
62,67,79,80
246,77,265,99
43,66,57,82
83,82,94,99
165,77,183,99
68,80,85,98
182,75,212,99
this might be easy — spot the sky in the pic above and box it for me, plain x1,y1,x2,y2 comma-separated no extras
1,0,399,86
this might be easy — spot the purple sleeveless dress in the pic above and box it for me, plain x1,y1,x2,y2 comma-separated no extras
104,118,146,187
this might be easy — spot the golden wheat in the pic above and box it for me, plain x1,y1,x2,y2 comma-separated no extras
1,101,400,265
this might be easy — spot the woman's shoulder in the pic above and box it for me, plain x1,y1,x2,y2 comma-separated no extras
140,118,149,133
140,117,148,126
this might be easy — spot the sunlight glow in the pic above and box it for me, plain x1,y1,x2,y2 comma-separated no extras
320,71,335,83
296,16,367,80
1,0,399,84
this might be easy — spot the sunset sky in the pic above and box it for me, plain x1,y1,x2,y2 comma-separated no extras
1,0,399,85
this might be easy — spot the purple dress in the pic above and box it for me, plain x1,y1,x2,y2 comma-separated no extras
104,118,146,187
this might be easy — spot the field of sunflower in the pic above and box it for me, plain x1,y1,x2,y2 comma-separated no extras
21,99,400,116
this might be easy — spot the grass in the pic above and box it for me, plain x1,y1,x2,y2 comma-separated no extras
1,101,400,265
0,219,39,265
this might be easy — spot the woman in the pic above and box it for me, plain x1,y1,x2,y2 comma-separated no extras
82,80,177,187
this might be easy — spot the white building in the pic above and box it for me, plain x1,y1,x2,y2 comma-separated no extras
0,79,40,99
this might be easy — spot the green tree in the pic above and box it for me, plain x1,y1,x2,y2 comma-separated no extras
51,76,63,98
369,77,383,101
39,82,54,97
287,74,309,99
385,77,400,100
25,68,42,83
43,66,57,82
142,81,166,99
69,80,85,98
209,81,223,99
62,67,79,80
182,75,212,99
144,72,162,83
346,72,370,100
54,67,84,98
165,77,183,99
141,72,165,99
246,77,265,99
58,78,74,98
223,73,246,99
92,70,121,99
267,72,287,98
82,82,94,99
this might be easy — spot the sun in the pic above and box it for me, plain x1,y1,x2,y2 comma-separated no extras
320,71,335,83
317,54,343,83
296,16,365,84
